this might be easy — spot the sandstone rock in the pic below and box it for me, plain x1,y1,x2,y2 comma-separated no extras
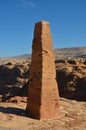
0,58,86,102
56,62,86,101
8,96,27,103
26,21,59,119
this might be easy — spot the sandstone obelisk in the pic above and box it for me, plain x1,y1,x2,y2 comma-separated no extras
26,21,59,119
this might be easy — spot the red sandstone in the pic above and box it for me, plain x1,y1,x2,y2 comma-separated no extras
26,21,59,119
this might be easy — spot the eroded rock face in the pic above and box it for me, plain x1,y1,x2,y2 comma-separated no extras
56,60,86,101
26,21,59,119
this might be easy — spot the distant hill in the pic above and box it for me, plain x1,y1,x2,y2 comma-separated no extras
15,46,86,60
55,47,86,59
0,47,86,64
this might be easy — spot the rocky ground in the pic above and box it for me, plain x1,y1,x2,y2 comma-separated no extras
0,98,86,130
0,57,86,129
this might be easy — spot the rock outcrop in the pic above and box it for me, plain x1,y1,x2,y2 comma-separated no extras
56,59,86,101
26,21,59,119
0,58,86,102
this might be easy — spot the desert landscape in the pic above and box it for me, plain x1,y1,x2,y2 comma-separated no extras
0,0,86,129
0,47,86,130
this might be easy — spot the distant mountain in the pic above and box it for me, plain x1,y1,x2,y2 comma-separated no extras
0,47,86,63
17,47,86,60
55,47,86,59
12,54,31,60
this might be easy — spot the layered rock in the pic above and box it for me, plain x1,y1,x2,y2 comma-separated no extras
26,21,59,119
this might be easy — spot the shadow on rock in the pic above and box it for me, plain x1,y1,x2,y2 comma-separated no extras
0,63,29,102
0,65,21,85
56,65,86,101
1,85,24,102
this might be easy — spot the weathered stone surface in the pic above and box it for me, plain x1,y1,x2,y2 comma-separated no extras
26,21,59,119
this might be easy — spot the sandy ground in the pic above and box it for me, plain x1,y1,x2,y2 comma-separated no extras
0,98,86,130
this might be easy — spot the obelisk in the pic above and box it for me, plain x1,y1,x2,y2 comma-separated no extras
26,21,59,119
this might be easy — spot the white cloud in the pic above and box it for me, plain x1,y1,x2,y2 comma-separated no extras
17,0,36,8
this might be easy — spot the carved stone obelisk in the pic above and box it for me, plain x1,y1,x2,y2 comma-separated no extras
26,21,59,119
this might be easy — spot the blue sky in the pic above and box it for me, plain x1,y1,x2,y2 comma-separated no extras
0,0,86,57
